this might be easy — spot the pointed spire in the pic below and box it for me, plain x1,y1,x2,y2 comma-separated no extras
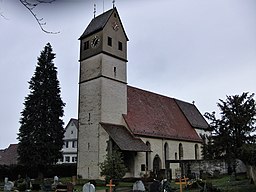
112,0,115,8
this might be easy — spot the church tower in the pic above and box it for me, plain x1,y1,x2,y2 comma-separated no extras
77,8,129,179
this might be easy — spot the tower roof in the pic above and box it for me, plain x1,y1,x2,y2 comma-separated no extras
79,7,128,40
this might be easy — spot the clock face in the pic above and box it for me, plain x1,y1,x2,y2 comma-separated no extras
91,35,100,48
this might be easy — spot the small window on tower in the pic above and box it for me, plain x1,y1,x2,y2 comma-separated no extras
114,67,117,77
84,41,89,50
108,37,112,46
118,41,123,51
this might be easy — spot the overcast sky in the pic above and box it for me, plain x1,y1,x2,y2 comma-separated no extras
0,0,256,149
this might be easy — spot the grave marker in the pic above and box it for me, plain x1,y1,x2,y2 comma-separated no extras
133,180,145,192
83,182,95,192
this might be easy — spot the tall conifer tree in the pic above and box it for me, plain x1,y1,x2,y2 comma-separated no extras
17,43,65,174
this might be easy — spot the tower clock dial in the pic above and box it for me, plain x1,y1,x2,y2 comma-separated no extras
91,35,100,48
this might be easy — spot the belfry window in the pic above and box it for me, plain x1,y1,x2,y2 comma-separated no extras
118,41,123,51
84,41,89,50
108,37,112,46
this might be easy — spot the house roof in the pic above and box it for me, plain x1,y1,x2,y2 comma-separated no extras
65,118,78,131
123,86,203,142
101,123,151,152
0,144,18,165
175,99,209,130
79,7,128,40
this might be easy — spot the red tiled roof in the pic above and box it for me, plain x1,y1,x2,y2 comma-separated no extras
123,86,202,142
0,144,18,165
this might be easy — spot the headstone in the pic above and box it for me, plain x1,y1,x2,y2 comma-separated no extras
4,178,14,192
133,180,145,192
149,179,161,192
83,182,95,192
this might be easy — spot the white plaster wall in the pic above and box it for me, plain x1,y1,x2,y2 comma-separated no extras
101,54,127,83
77,79,102,179
101,78,127,124
133,137,203,178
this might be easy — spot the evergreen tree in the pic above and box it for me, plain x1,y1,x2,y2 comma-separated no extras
17,43,65,175
204,92,256,172
99,147,127,182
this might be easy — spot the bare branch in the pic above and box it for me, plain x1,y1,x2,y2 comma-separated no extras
0,11,8,20
19,0,60,34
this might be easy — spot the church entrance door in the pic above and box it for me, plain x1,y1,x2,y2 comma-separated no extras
153,155,162,178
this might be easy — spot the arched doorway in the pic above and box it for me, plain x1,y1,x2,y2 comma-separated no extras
153,154,162,178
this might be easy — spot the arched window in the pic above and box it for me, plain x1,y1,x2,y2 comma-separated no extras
179,143,183,160
164,142,169,168
195,144,199,160
175,152,178,160
146,142,151,171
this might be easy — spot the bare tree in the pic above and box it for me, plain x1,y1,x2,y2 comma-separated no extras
19,0,59,34
1,0,59,34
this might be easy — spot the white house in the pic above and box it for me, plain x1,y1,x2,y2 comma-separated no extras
58,118,78,164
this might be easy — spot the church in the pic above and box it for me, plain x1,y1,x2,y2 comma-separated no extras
77,7,210,179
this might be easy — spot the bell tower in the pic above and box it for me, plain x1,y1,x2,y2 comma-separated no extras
77,8,129,179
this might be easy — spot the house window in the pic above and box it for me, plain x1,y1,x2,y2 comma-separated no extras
84,41,89,50
108,37,112,46
65,141,69,148
72,141,77,148
65,156,70,163
72,156,77,163
118,41,122,51
71,130,73,134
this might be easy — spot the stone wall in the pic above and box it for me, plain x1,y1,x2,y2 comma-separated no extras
190,159,246,177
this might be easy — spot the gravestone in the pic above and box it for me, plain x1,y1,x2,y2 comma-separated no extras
52,176,59,190
149,179,161,192
133,180,145,192
4,177,14,192
83,182,95,192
